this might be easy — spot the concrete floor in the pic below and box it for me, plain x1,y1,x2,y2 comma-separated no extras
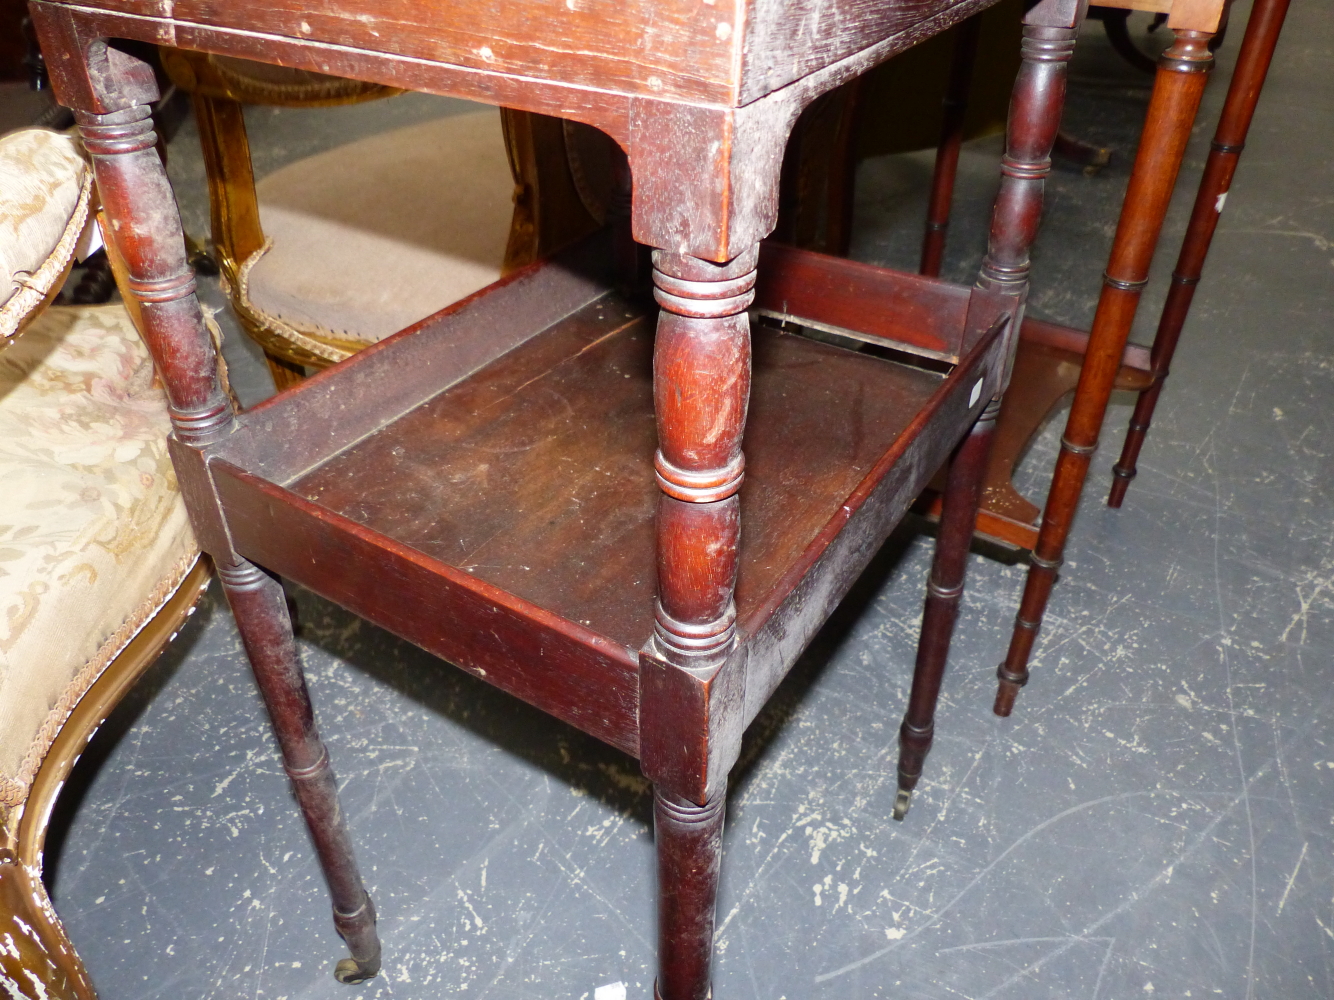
30,2,1334,997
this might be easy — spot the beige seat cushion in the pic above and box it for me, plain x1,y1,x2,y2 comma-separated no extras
0,128,93,341
0,304,198,810
241,109,515,352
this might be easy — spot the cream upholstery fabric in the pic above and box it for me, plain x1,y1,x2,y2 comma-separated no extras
0,129,92,341
242,109,514,351
0,304,198,809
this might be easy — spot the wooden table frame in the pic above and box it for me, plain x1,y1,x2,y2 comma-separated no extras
32,0,1088,995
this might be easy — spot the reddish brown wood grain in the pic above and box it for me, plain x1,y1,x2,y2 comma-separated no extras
218,560,381,984
996,28,1215,716
756,242,971,361
1109,0,1291,506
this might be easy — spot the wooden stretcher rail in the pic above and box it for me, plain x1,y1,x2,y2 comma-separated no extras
755,242,976,363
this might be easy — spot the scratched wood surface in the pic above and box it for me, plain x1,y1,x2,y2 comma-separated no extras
287,300,944,653
45,0,1005,105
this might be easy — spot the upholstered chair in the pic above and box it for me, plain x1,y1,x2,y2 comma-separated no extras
158,50,534,388
0,126,207,1000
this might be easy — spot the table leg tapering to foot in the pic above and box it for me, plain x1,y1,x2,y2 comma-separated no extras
997,29,1215,714
219,560,382,984
896,398,999,820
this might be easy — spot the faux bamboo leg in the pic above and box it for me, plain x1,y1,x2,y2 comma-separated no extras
654,788,727,1000
920,13,982,278
1109,0,1291,506
995,31,1215,716
218,561,381,983
895,399,999,820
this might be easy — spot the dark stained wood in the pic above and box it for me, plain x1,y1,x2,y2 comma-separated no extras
34,31,386,983
915,316,1154,551
217,560,381,985
741,313,1006,723
217,234,617,483
33,0,1054,990
73,106,231,445
59,0,748,104
975,16,1077,339
1109,0,1291,506
641,245,753,809
996,28,1216,716
755,241,974,362
895,398,999,819
215,461,645,752
654,789,726,1000
278,296,974,641
30,0,1004,261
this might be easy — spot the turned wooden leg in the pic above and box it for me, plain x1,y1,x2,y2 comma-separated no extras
895,399,999,820
218,560,381,984
995,30,1215,716
974,11,1080,383
654,788,727,1000
639,246,755,999
920,13,982,278
1109,0,1291,506
33,27,381,981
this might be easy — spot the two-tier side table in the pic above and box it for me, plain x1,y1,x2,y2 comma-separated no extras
31,0,1090,995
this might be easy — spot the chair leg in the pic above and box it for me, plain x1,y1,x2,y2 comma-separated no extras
263,349,308,391
0,855,97,1000
1108,0,1292,507
654,787,726,1000
895,399,999,820
995,30,1216,716
218,560,381,984
920,12,982,278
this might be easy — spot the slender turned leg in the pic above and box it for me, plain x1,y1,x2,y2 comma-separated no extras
974,15,1079,371
995,31,1215,716
218,562,381,984
1109,0,1291,506
645,246,755,1000
895,399,999,820
654,789,727,1000
54,39,382,982
921,13,982,278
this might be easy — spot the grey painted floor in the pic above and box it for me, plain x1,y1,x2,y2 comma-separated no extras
34,3,1334,998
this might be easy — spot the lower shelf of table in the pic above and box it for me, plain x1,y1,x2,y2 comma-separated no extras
210,245,1001,755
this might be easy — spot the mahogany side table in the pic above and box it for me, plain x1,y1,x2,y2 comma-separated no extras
31,0,1087,994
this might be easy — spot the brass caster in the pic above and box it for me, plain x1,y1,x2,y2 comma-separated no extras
892,788,912,821
334,957,379,985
